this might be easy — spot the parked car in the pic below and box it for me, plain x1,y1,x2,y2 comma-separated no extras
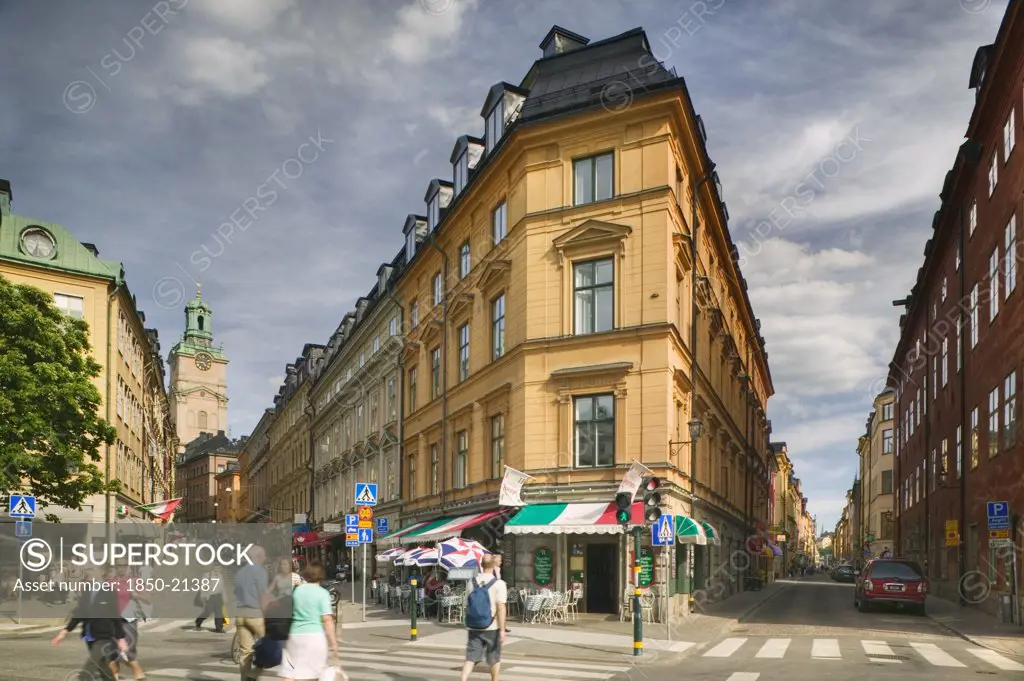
854,558,927,615
833,564,856,583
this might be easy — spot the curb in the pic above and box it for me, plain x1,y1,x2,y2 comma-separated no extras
929,616,1024,658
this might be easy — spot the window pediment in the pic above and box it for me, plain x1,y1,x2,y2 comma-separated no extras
553,219,631,266
449,291,475,321
419,318,443,347
478,259,511,292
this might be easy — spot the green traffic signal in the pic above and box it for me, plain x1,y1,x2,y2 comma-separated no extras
616,508,631,524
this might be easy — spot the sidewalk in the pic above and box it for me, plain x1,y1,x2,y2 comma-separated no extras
927,595,1024,658
334,581,789,662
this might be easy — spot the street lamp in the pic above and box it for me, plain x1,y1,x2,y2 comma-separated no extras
669,418,706,456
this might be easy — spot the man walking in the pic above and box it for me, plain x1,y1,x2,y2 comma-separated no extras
234,545,269,681
460,555,506,681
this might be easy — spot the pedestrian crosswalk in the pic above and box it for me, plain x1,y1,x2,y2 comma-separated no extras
700,636,1024,670
145,644,636,680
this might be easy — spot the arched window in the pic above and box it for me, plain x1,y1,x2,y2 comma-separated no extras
198,411,208,430
198,315,205,331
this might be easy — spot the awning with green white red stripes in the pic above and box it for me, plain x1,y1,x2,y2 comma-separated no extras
700,521,720,545
675,515,708,545
381,510,507,545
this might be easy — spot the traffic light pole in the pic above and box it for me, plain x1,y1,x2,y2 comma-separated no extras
632,524,643,656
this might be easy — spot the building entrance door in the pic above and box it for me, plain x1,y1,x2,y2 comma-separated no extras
585,543,616,613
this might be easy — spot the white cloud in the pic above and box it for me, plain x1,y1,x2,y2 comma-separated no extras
386,0,479,64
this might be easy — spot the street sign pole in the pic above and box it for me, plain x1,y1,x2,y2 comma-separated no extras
17,553,22,625
362,542,367,622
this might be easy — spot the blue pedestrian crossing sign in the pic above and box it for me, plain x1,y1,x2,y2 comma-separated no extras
14,521,31,539
358,528,373,544
354,483,378,506
376,518,389,535
345,514,359,532
9,494,35,518
652,515,675,546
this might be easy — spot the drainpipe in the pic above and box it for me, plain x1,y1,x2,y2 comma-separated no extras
105,281,123,528
385,280,407,518
425,239,450,513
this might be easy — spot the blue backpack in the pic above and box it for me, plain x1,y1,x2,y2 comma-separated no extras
465,578,497,630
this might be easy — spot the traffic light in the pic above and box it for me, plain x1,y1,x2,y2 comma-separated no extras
642,477,662,523
615,491,632,525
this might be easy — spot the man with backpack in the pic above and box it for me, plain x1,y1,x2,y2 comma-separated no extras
460,555,507,681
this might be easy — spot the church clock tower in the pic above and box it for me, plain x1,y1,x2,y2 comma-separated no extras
168,287,229,451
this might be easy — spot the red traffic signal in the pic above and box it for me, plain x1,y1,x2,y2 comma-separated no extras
642,477,660,492
642,476,663,524
615,492,632,510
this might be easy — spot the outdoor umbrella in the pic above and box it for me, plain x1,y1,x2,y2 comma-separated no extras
408,547,439,567
438,537,489,570
376,547,404,563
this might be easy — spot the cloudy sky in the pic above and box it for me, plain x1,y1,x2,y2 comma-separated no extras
0,0,1008,531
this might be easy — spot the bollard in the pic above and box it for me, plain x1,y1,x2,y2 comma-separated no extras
410,578,418,641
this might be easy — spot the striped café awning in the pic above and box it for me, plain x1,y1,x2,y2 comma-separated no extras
410,510,506,544
379,520,435,546
700,521,720,545
675,516,708,545
504,501,644,535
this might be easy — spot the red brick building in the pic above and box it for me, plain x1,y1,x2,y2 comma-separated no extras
890,1,1024,613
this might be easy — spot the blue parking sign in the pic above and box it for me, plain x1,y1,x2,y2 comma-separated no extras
988,501,1010,530
377,518,389,535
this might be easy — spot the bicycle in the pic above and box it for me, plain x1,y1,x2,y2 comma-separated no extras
230,630,242,664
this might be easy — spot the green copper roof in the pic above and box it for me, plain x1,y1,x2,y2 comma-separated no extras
0,212,124,282
170,287,227,360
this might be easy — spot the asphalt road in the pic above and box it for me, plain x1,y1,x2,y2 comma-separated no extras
640,575,1024,681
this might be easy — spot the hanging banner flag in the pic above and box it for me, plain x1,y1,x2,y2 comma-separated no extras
615,461,650,501
499,467,533,507
135,498,183,521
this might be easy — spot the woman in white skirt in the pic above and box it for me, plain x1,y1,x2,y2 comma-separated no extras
279,561,338,681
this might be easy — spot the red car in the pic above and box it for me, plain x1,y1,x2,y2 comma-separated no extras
854,558,928,615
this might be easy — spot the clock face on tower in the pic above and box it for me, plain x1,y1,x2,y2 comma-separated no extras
194,352,213,371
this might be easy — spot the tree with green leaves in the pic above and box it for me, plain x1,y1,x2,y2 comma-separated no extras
0,273,117,520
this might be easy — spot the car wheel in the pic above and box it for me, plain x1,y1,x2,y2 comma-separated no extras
857,598,870,613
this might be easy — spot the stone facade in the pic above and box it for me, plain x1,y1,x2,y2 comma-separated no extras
858,389,896,560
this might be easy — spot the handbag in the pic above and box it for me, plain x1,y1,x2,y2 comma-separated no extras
264,596,292,641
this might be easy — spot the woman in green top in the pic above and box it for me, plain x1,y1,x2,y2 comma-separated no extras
278,561,339,680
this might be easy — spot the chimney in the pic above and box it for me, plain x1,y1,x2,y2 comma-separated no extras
539,26,590,58
82,242,100,257
0,179,11,217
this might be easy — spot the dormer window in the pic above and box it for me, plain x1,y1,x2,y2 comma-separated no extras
454,151,469,195
428,195,440,230
486,100,504,153
406,229,417,259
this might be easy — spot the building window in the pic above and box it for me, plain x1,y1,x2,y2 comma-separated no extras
574,258,614,335
1006,216,1017,297
956,424,962,478
485,100,503,153
373,336,380,354
941,438,949,476
406,230,417,260
1004,371,1017,450
409,454,417,499
433,272,443,306
957,313,963,371
930,448,937,492
408,367,418,412
990,249,1000,320
574,394,615,468
53,293,84,319
881,469,893,494
882,428,893,454
492,201,507,245
881,511,894,540
454,152,468,195
882,402,893,421
1005,109,1016,158
458,323,470,381
430,443,439,495
492,294,505,360
970,201,977,237
941,276,947,302
491,414,505,479
989,386,1000,458
369,391,379,431
428,195,440,231
970,285,979,348
389,316,399,336
411,301,419,327
931,356,937,402
941,337,949,387
386,376,397,422
431,348,441,398
198,411,208,431
459,241,471,278
971,407,980,468
573,152,614,205
989,154,998,196
359,351,365,368
455,430,468,489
